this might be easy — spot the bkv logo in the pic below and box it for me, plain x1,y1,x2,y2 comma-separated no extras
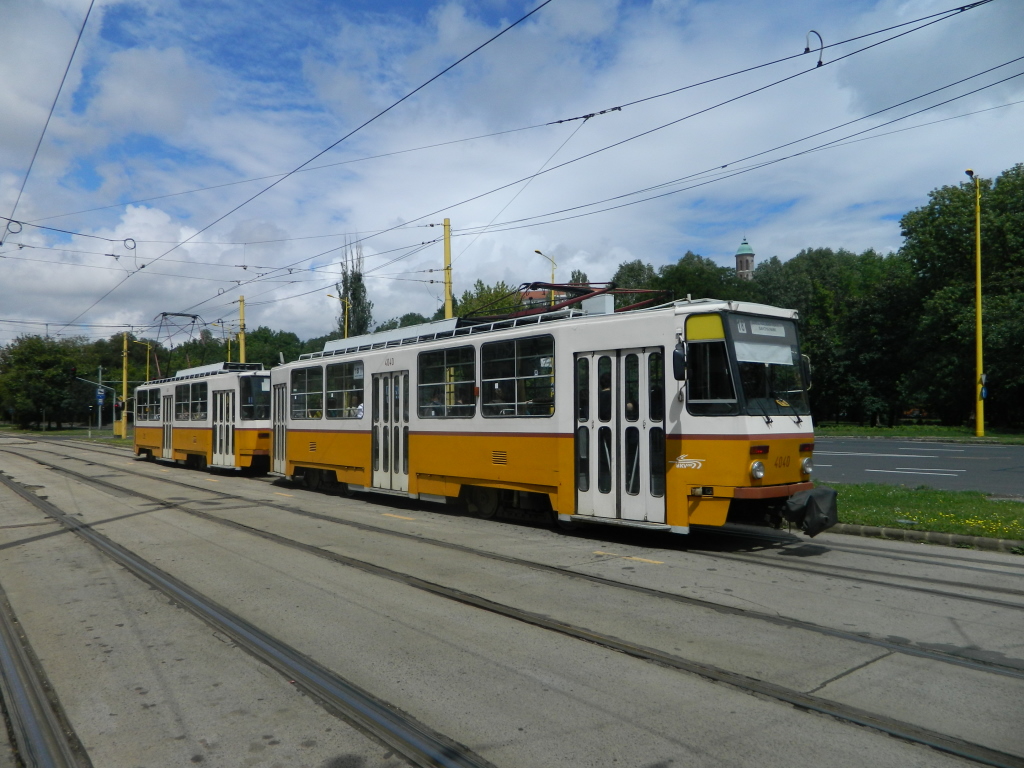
674,454,705,469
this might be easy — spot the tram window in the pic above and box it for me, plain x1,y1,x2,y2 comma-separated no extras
290,366,324,419
624,427,640,495
372,379,379,422
325,362,363,419
240,376,271,420
372,428,379,471
174,384,190,421
403,426,409,474
576,426,590,491
418,346,476,418
624,354,639,422
383,377,390,423
687,341,739,416
597,426,613,494
649,351,665,422
148,388,161,420
650,427,666,497
576,358,589,421
137,388,160,421
597,356,612,422
403,375,409,422
482,335,555,417
190,382,208,421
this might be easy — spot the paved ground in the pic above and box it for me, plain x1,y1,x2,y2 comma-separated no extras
813,437,1024,495
0,437,1022,767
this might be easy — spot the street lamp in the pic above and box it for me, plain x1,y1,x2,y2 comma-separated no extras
327,291,351,338
965,169,984,437
534,249,556,307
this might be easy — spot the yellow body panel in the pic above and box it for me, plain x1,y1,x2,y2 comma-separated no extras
134,426,162,457
284,429,371,485
172,426,212,461
234,427,272,467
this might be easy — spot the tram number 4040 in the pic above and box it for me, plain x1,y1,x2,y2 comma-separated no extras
774,456,791,468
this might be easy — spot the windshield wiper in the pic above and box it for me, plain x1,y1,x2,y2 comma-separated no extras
753,398,773,426
771,390,803,425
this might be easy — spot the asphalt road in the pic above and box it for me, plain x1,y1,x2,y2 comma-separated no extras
813,437,1024,496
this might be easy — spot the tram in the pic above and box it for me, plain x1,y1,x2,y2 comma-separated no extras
269,296,836,536
134,362,272,472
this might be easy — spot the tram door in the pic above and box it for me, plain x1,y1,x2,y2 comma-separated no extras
574,349,666,522
161,395,173,459
211,389,235,467
371,371,409,492
272,384,287,474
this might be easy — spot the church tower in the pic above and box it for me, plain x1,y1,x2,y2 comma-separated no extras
735,237,755,281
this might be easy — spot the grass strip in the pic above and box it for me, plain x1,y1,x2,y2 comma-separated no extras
833,482,1024,542
816,424,1024,444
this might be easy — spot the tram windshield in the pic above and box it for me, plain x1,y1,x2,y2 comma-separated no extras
240,375,271,420
726,315,810,416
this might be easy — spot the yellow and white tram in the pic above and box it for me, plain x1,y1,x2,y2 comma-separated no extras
134,362,272,472
271,297,835,536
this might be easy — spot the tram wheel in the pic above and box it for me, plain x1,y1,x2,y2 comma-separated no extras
303,469,323,491
470,487,500,519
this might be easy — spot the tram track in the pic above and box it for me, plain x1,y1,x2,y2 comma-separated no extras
0,569,87,768
0,468,493,768
3,448,1024,767
7,443,1024,678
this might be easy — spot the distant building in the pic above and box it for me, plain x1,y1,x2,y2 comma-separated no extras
735,238,755,280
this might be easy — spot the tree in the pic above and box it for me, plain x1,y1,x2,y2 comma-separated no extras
654,250,759,303
610,259,657,308
375,313,429,332
338,242,373,336
899,164,1024,426
569,269,589,285
0,335,81,429
433,280,523,319
244,326,304,368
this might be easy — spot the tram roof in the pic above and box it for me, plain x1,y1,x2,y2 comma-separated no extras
296,297,795,363
141,361,265,386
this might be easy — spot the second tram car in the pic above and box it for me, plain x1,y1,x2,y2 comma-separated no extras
134,362,272,472
270,298,835,536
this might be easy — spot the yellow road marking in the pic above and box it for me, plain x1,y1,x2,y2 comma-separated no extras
274,492,293,497
207,479,219,482
593,550,663,565
160,469,170,473
383,513,416,521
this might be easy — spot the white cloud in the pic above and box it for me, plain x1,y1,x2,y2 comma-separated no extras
1,0,1021,347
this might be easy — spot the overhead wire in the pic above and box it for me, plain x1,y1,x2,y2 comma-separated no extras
450,116,591,266
51,0,556,333
26,1,991,229
235,0,989,289
455,69,1024,235
452,55,1024,234
2,0,96,247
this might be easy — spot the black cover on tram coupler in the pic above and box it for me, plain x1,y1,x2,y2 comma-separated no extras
783,487,838,537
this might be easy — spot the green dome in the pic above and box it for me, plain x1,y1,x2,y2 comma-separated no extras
735,237,754,256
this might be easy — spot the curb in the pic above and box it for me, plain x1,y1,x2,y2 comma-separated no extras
831,523,1024,553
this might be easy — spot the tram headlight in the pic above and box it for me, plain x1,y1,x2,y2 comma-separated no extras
750,460,765,480
801,457,814,475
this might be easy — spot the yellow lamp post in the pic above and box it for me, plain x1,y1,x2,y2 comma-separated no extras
965,169,984,437
534,249,556,307
327,291,351,338
132,339,152,382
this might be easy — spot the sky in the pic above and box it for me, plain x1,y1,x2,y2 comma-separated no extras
1,0,1021,347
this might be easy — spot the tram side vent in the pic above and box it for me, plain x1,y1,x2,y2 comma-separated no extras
492,451,508,465
309,442,317,452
